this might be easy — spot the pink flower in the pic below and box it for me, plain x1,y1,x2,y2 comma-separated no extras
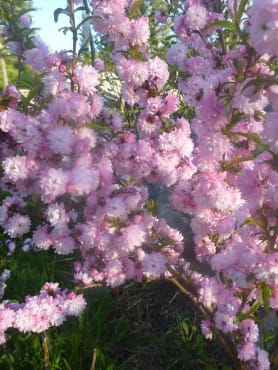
129,17,150,47
0,305,15,344
137,112,162,135
106,259,126,287
68,162,100,196
2,155,28,182
47,126,75,155
45,203,69,229
93,58,105,71
5,214,31,238
166,43,188,69
201,319,213,340
73,65,99,93
231,83,269,115
25,37,50,72
238,341,257,361
249,0,278,57
33,225,53,251
185,4,208,30
40,168,68,203
263,112,278,151
141,252,167,278
148,57,169,91
119,223,146,252
49,92,90,125
90,93,103,119
64,292,86,316
161,92,179,116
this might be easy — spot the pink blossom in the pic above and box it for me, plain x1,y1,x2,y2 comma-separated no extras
64,292,86,316
42,71,64,97
201,319,213,340
73,65,99,93
25,38,50,72
119,223,146,252
75,127,97,151
5,214,31,238
141,252,167,278
185,4,208,30
90,93,104,119
49,92,90,125
148,57,169,91
47,126,75,155
231,83,269,115
45,203,69,229
263,112,278,151
166,43,188,69
0,305,15,344
106,259,126,287
129,17,150,47
249,0,278,57
40,168,68,203
2,155,29,182
256,348,270,370
238,341,257,361
32,225,53,251
68,161,100,196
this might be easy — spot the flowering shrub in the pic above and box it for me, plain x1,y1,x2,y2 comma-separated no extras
0,0,278,368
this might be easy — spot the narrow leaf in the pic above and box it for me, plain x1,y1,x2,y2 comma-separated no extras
236,0,249,24
232,132,263,145
205,20,236,32
242,77,278,93
260,285,273,311
76,15,93,31
129,0,144,18
54,8,70,23
182,320,189,336
236,300,260,323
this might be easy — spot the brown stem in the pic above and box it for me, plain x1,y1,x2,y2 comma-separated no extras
169,269,246,369
83,0,96,65
0,41,8,88
218,29,227,55
42,333,50,370
90,348,97,370
69,0,77,91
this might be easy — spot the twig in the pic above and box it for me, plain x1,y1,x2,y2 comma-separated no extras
90,348,97,370
69,0,77,91
42,333,50,370
83,0,96,65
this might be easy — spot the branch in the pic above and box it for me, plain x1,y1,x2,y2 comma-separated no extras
83,0,96,65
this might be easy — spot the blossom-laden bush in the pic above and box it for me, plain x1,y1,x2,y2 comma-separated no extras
0,0,278,368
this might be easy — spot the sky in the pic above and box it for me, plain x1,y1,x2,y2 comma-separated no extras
32,0,75,52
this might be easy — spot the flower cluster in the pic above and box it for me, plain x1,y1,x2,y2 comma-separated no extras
0,282,86,344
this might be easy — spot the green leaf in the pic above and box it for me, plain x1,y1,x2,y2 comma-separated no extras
242,77,278,93
151,0,168,12
235,300,260,323
74,6,86,12
252,144,269,157
181,320,189,336
236,0,249,24
22,81,43,113
242,216,266,230
231,132,263,145
76,15,93,31
129,0,144,18
204,20,236,32
58,26,72,35
259,284,274,311
54,7,70,23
